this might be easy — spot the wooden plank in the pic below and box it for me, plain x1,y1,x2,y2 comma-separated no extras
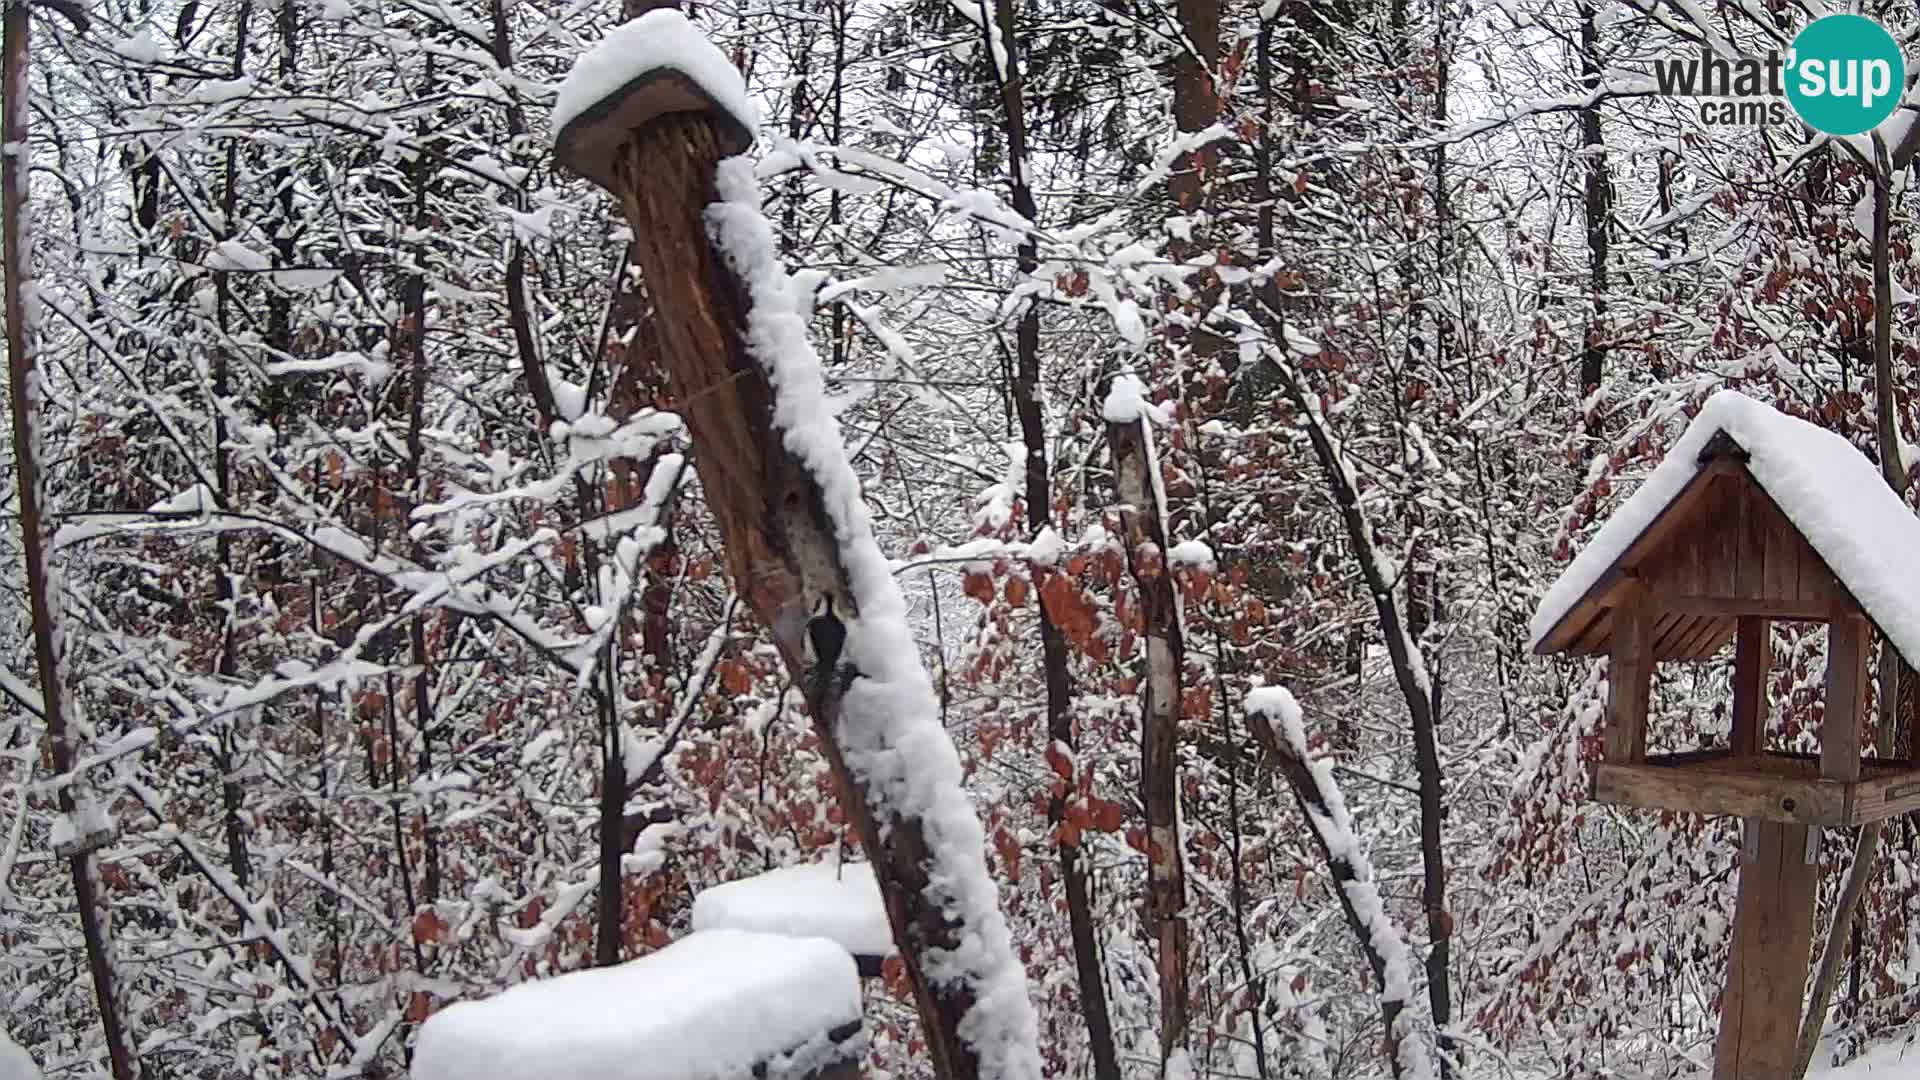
1688,621,1738,661
1736,479,1766,602
1650,748,1736,767
1568,603,1614,657
1606,597,1653,764
1651,611,1697,658
1593,762,1850,826
1712,475,1741,599
1536,461,1742,655
1848,766,1920,825
1674,615,1732,661
1645,596,1829,619
1749,487,1804,610
1713,820,1817,1079
1824,612,1870,783
1731,617,1770,758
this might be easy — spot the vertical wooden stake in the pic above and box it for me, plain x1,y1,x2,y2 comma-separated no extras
1731,617,1770,758
1824,613,1869,783
1714,820,1818,1079
1606,596,1652,764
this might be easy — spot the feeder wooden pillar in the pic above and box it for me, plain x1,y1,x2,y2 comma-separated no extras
1715,819,1816,1078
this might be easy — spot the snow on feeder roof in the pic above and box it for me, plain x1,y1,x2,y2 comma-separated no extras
692,862,894,975
551,8,758,192
1530,389,1920,669
410,929,862,1080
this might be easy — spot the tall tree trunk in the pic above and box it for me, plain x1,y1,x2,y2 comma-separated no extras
1420,3,1456,1071
1103,390,1190,1064
987,1,1122,1075
2,11,137,1078
211,0,255,889
1577,0,1612,439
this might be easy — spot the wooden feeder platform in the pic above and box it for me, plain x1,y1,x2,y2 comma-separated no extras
1595,749,1920,826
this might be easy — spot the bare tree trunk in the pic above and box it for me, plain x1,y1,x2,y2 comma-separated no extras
986,0,1122,1074
212,0,255,889
1577,0,1612,439
1104,399,1191,1062
1249,702,1416,1076
2,10,137,1077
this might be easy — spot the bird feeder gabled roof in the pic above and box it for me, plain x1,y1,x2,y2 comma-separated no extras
1530,390,1920,667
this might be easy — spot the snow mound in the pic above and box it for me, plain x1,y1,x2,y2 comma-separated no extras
1102,373,1172,425
692,861,894,960
550,9,759,145
0,1031,38,1080
1811,1032,1920,1076
410,929,862,1080
1531,389,1920,667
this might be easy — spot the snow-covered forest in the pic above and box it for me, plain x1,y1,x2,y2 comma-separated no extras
3,0,1919,1076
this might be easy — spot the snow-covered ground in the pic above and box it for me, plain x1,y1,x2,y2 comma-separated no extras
0,1031,38,1080
1811,1035,1920,1078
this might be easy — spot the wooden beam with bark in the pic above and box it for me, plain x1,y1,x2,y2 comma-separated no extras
551,15,1039,1078
1102,375,1190,1061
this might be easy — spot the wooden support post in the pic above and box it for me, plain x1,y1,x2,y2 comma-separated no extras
1606,596,1652,764
1730,617,1769,758
1824,612,1870,783
1713,820,1818,1079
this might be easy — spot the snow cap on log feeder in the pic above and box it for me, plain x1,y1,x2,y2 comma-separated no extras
550,8,758,193
1531,389,1920,826
410,929,864,1080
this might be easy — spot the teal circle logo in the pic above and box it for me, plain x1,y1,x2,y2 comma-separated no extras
1786,14,1905,136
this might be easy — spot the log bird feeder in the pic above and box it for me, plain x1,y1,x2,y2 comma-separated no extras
547,13,1004,1079
1531,389,1920,1078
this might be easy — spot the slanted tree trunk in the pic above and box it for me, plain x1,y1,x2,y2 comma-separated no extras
986,0,1122,1074
2,10,136,1078
1248,693,1430,1078
1245,286,1448,1078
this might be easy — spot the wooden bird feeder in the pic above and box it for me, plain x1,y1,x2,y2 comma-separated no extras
1532,390,1920,1078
